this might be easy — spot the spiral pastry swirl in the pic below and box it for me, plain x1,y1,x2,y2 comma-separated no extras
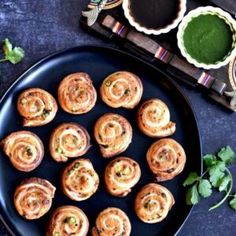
94,113,132,158
137,99,176,137
0,131,44,172
146,138,186,181
47,205,89,236
100,71,143,109
14,177,56,220
17,88,57,127
135,183,174,223
49,123,91,162
104,157,141,197
58,72,97,114
92,207,131,236
61,159,99,201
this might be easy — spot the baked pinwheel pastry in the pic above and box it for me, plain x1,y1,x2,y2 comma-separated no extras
104,157,141,197
100,71,143,109
0,131,44,172
92,207,131,236
61,159,99,201
146,138,186,181
94,113,132,158
14,177,56,220
137,99,176,137
17,88,57,127
58,72,97,114
47,205,89,236
49,123,91,162
135,183,174,223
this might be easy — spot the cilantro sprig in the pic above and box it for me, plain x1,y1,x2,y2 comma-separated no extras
183,146,236,211
0,38,25,64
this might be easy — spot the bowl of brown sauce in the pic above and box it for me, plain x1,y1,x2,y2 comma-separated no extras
123,0,186,35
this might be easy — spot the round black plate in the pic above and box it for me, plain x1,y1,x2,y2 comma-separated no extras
0,46,202,236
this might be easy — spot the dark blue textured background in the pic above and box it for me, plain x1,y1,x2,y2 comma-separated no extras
0,0,235,235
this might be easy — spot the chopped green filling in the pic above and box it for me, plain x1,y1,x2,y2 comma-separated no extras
105,80,112,87
124,88,130,95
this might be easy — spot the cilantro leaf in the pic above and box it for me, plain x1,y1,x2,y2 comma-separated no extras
209,161,225,187
198,179,212,198
218,175,232,192
217,146,235,165
203,154,217,167
186,184,199,205
1,38,25,64
183,172,199,187
3,38,12,54
229,195,236,211
5,47,25,64
184,146,236,212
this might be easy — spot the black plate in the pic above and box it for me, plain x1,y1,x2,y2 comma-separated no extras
0,46,202,236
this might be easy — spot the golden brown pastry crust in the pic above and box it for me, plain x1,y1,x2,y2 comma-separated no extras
14,177,56,220
91,207,131,236
94,113,132,158
47,205,89,236
58,72,97,114
100,71,143,109
134,183,174,223
17,88,57,127
104,157,141,197
137,99,176,137
61,159,99,201
146,138,186,181
49,123,91,162
0,131,44,172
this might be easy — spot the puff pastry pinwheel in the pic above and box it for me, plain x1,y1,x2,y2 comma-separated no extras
0,131,44,172
17,88,57,127
146,138,186,181
104,157,141,197
92,207,131,236
137,99,176,137
58,72,97,114
47,205,89,236
134,183,174,223
94,113,132,158
14,177,56,220
49,123,91,162
100,71,143,109
61,159,99,201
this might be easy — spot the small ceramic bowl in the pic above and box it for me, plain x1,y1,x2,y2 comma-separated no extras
122,0,187,35
177,6,236,70
229,56,236,90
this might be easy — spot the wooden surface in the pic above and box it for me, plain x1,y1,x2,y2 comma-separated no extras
0,0,236,235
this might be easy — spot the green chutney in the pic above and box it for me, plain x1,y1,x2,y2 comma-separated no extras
183,14,233,64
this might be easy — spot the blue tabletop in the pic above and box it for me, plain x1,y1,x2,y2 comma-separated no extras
0,0,235,235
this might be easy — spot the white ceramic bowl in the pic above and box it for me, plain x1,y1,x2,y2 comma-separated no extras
228,56,236,90
177,6,236,70
122,0,187,35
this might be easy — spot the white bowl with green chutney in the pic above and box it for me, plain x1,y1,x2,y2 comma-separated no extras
177,6,236,69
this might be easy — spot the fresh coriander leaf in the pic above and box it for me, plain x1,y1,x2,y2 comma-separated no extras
183,172,199,186
186,184,199,205
3,38,12,54
203,154,217,167
1,38,25,64
229,195,236,211
218,175,232,192
209,161,225,187
217,146,235,165
198,179,212,198
5,47,25,64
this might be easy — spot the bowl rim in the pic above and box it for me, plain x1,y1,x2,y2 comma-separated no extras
228,56,236,90
122,0,187,35
177,6,236,70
